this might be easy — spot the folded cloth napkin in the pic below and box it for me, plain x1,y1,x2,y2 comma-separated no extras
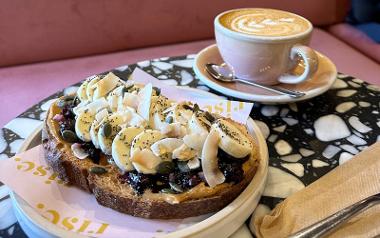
252,142,380,238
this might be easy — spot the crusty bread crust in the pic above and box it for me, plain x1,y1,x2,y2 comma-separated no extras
43,101,260,219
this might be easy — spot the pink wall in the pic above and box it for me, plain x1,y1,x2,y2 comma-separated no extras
0,0,350,67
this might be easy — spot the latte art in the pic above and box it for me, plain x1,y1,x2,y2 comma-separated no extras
220,9,310,37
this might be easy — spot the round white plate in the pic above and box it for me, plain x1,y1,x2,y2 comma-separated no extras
193,44,338,104
11,87,269,238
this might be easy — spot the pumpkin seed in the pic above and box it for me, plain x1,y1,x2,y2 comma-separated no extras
61,130,78,143
153,86,161,96
165,116,173,124
160,188,176,194
101,123,112,137
169,182,183,193
193,104,200,112
90,166,107,174
156,161,175,174
204,111,216,123
177,161,190,173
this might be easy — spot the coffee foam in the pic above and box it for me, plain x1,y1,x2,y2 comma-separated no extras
219,9,310,37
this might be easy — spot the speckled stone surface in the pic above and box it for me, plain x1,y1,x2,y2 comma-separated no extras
0,54,379,237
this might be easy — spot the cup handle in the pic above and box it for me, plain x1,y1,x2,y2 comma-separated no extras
278,44,319,84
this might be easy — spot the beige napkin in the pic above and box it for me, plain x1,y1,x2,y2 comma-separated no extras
253,142,380,238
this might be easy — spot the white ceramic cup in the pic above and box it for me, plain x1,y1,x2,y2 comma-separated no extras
214,8,319,85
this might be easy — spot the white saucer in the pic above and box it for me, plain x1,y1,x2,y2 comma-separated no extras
11,87,269,238
193,44,337,104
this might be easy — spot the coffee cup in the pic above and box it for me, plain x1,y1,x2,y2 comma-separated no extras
214,8,319,85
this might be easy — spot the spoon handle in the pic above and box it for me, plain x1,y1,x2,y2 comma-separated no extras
288,193,380,238
234,78,305,98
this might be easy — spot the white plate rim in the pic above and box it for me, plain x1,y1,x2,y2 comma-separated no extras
193,44,338,104
11,87,269,238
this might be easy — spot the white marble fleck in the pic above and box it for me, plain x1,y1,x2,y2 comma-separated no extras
289,103,298,112
358,101,371,107
337,89,357,97
249,204,271,234
280,154,302,162
254,120,270,139
372,111,379,115
170,59,194,68
186,54,197,59
157,75,168,79
63,86,78,96
0,154,8,160
273,125,286,133
282,117,298,126
352,78,363,83
314,114,351,141
153,67,162,74
367,84,380,92
378,135,380,141
115,65,128,71
7,225,15,235
348,116,372,133
299,148,315,157
339,152,354,164
346,134,367,145
280,108,289,117
0,197,17,229
322,145,341,159
335,102,356,113
261,105,279,117
161,79,178,86
9,139,24,154
180,70,193,85
304,128,314,135
268,134,278,143
275,139,292,155
332,79,348,89
340,144,359,154
347,81,361,88
263,167,305,198
0,130,6,154
337,74,349,79
281,163,304,177
377,121,380,128
40,98,58,111
152,62,173,70
312,159,329,168
196,86,210,91
159,57,169,60
5,118,42,139
353,130,364,138
137,60,150,67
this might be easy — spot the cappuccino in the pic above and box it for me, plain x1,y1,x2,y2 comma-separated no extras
219,8,310,37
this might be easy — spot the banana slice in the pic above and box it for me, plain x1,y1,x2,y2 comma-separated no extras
107,86,125,112
172,144,198,161
201,129,225,187
75,110,95,142
137,83,153,121
92,72,123,100
112,126,144,171
98,112,130,155
130,149,162,174
130,129,165,156
150,138,183,158
149,95,171,129
86,75,101,101
212,119,252,158
77,78,90,101
90,109,109,148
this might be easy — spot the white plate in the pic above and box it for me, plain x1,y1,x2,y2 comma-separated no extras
193,44,338,104
11,87,269,238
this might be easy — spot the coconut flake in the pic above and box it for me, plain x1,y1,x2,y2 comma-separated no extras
71,143,89,160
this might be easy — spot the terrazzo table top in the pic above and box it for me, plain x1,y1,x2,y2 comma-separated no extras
0,54,380,237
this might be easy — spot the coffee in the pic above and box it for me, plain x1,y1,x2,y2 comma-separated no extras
219,8,310,37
